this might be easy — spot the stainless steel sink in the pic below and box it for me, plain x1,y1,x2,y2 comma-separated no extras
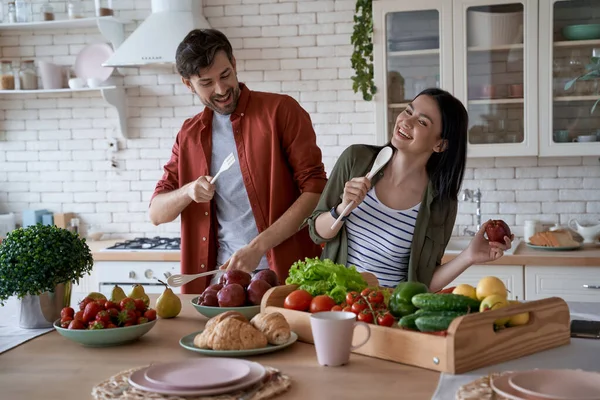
444,237,520,255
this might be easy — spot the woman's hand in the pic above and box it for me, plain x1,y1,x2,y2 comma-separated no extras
338,177,372,214
465,220,515,265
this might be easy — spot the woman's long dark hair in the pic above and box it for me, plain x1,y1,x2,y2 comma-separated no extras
418,88,468,201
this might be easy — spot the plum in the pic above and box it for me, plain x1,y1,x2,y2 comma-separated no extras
222,270,252,288
217,284,246,307
201,291,219,307
251,269,279,287
246,279,272,305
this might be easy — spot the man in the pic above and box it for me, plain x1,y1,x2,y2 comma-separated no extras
149,29,327,294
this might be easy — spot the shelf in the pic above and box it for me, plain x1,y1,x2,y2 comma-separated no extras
554,39,600,48
554,95,600,102
468,43,524,52
388,48,439,57
0,86,128,138
0,16,127,31
389,102,410,108
468,98,524,105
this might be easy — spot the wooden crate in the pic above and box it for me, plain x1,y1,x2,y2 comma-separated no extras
260,274,571,374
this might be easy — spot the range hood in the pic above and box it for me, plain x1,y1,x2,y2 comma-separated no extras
103,0,210,67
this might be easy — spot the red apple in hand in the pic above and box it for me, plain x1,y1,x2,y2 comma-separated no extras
485,220,512,242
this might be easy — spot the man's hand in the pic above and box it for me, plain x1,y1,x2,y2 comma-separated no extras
186,176,215,203
219,244,265,274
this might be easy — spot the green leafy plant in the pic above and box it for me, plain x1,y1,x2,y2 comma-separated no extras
0,224,94,305
564,56,600,114
351,0,377,101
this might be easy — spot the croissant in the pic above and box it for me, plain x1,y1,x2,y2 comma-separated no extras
207,318,268,350
193,311,248,349
250,312,291,345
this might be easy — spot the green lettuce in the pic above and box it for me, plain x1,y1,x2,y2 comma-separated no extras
285,257,368,304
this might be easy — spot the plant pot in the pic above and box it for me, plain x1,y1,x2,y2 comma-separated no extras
19,282,72,329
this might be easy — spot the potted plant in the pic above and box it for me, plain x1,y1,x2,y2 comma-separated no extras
0,224,94,328
564,54,600,115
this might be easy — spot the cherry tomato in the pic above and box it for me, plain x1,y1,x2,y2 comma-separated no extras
367,291,384,305
436,287,456,294
60,307,75,319
310,295,336,313
342,305,353,313
345,291,359,306
377,312,395,327
351,300,367,314
360,288,372,297
357,309,374,324
330,305,343,312
283,290,313,312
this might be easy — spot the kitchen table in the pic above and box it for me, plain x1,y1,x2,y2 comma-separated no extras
0,294,440,400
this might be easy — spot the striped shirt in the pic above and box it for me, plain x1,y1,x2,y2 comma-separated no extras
346,188,421,287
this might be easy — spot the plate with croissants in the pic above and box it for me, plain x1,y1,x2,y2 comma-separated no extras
179,311,298,356
526,229,582,251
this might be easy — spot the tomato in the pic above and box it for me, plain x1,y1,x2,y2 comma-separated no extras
309,295,336,313
367,291,384,305
377,312,395,327
345,291,359,306
360,288,372,297
330,305,343,312
133,298,146,312
357,309,374,324
144,309,157,321
437,287,456,294
60,307,75,319
68,319,85,330
351,300,367,314
82,301,102,323
283,290,313,312
342,305,353,313
120,297,136,311
74,311,84,321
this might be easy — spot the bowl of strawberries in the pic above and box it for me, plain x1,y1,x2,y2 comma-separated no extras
53,295,158,347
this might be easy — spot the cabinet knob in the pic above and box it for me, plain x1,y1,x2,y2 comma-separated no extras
164,271,172,279
128,271,136,279
144,269,153,279
583,284,600,289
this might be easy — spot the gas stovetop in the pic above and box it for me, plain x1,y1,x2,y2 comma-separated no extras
104,237,181,251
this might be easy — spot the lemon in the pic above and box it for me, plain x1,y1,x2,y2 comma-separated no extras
476,276,507,301
507,300,530,327
452,284,477,300
480,294,510,327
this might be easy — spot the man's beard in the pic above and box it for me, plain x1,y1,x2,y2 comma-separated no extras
206,86,240,115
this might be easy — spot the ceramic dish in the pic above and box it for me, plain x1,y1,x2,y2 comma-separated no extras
144,358,251,389
128,360,266,396
561,24,600,41
190,297,261,320
491,373,547,400
53,318,156,347
508,369,600,400
74,43,115,82
525,243,582,251
179,330,298,357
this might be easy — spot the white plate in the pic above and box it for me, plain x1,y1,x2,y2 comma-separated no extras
491,373,546,400
128,360,266,396
144,358,251,389
509,369,600,400
74,43,115,82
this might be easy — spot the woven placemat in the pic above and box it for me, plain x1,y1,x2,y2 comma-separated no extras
92,366,291,400
455,372,512,400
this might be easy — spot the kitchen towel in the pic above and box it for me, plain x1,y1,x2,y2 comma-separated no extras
432,302,600,400
0,297,54,354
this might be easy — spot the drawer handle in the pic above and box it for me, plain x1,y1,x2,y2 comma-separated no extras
583,285,600,289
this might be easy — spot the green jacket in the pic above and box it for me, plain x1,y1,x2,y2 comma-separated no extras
305,144,457,287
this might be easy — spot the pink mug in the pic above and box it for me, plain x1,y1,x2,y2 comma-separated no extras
310,311,371,367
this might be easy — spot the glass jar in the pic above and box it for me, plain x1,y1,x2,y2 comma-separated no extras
40,3,54,21
19,60,37,90
95,0,113,17
14,0,32,23
1,61,15,90
7,2,17,23
68,1,84,19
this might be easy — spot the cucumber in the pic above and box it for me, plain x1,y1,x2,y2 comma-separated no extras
398,311,467,330
415,315,460,332
411,293,480,312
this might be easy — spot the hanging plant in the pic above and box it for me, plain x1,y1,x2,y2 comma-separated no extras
351,0,377,101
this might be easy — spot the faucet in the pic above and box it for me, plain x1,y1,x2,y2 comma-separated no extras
461,188,482,236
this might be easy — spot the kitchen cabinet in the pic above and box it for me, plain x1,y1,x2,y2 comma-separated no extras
373,0,600,157
525,265,600,302
446,264,525,300
0,17,129,138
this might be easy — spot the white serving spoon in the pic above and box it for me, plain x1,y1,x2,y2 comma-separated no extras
330,146,393,231
166,270,220,288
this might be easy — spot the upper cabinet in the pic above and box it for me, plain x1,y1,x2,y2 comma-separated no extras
373,0,600,157
539,0,600,156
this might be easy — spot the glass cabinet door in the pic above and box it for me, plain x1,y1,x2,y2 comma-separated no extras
373,1,452,145
539,0,600,156
453,0,538,156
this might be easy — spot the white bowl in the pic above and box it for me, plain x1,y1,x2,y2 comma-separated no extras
68,78,86,89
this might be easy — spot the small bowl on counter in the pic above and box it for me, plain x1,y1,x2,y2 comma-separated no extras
190,297,261,320
53,318,157,347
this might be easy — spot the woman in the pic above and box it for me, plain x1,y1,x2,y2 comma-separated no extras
306,88,513,292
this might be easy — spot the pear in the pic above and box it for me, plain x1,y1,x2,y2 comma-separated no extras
87,292,107,301
110,285,127,303
156,280,181,319
129,284,150,307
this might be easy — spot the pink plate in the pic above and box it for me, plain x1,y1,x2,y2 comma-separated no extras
144,358,250,389
74,43,115,82
509,369,600,400
491,373,549,400
128,360,266,396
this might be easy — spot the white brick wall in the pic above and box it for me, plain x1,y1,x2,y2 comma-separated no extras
0,0,599,241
